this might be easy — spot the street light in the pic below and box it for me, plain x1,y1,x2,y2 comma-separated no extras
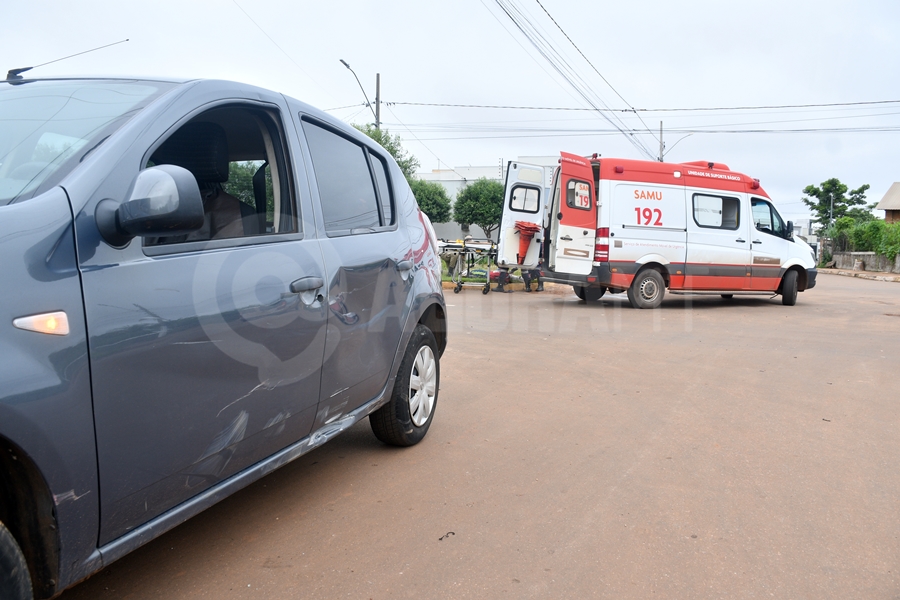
339,59,378,128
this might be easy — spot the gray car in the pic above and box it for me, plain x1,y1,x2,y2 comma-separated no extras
0,76,447,599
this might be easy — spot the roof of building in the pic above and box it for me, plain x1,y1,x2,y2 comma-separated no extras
876,182,900,210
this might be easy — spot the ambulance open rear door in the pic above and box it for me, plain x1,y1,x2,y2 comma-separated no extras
497,161,546,269
548,152,597,275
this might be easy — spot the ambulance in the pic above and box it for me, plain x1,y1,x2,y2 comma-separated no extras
497,153,817,308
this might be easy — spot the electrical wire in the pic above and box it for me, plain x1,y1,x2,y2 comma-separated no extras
383,105,471,182
230,0,330,99
385,99,900,113
532,0,658,143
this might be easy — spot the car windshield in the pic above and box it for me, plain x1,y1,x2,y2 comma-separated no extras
0,79,175,205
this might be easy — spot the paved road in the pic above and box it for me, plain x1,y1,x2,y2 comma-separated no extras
61,275,900,599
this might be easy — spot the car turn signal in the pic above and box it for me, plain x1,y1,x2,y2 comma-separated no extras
13,311,70,336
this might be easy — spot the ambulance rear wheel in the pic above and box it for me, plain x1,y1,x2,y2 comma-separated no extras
781,270,798,306
574,285,605,302
627,269,665,309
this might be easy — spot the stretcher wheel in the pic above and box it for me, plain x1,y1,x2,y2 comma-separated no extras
482,284,490,295
454,283,462,294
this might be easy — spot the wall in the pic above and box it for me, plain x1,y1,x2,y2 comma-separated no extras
833,252,900,273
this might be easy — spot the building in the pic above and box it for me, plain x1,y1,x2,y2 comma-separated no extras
418,156,557,241
875,182,900,224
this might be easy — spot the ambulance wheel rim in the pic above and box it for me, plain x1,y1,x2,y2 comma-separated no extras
639,278,659,301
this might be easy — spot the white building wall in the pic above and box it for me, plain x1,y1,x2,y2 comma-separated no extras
418,156,558,241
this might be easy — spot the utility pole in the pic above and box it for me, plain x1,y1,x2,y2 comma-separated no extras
658,121,664,162
375,73,381,131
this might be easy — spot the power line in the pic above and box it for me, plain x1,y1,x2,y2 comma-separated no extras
382,99,900,113
396,125,900,142
230,0,330,99
383,105,470,182
532,0,657,141
490,0,656,159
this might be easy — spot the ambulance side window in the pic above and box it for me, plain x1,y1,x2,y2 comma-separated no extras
693,194,739,230
509,185,540,213
566,179,591,210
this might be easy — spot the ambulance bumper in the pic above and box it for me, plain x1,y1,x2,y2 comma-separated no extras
806,268,817,290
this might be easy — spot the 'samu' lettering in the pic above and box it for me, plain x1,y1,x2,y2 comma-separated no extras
633,189,663,201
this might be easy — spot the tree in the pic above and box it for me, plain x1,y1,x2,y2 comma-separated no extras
353,124,420,182
453,177,505,240
409,179,452,223
801,178,871,228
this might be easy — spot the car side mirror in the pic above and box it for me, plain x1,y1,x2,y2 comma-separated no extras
96,165,204,247
785,220,794,239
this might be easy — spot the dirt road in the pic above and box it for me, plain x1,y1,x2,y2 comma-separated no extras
61,275,900,599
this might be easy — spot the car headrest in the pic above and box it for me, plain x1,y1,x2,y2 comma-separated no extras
151,122,230,183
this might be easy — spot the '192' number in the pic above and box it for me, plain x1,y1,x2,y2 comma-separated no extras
635,207,663,226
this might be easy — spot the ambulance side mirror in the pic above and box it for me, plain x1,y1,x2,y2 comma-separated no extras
785,220,794,240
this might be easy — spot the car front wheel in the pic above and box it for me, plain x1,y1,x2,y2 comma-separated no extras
370,324,440,446
0,522,32,600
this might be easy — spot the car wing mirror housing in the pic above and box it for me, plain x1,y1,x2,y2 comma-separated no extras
785,220,794,240
96,164,204,247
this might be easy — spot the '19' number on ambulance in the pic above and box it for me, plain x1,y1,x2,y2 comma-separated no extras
635,207,663,226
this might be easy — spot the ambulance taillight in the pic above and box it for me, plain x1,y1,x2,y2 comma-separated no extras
594,227,610,262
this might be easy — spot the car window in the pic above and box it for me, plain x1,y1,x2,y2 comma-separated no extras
509,185,540,213
693,193,740,230
146,105,296,245
752,198,786,237
369,152,394,226
0,80,174,205
301,119,386,235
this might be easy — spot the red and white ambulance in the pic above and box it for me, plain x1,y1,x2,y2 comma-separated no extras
497,153,817,308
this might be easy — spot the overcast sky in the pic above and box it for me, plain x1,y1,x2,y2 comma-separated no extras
4,0,899,220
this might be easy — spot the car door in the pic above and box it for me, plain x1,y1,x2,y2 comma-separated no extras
684,190,752,290
497,160,546,268
549,152,597,275
75,92,329,545
296,116,413,428
750,197,791,291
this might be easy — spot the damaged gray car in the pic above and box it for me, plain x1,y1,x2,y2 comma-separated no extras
0,75,446,599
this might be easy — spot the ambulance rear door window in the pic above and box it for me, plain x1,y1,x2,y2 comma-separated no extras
509,185,540,213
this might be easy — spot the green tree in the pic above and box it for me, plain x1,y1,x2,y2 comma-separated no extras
409,179,452,223
353,124,420,182
801,178,871,228
222,161,274,221
453,177,505,239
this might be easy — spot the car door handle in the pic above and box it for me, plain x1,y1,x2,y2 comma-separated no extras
289,276,324,294
752,240,762,244
559,235,573,241
397,260,413,271
735,238,746,243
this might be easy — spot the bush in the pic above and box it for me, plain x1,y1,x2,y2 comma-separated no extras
848,219,885,252
879,222,900,262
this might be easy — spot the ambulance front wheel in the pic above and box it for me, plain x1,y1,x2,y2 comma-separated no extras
781,270,798,306
627,269,665,309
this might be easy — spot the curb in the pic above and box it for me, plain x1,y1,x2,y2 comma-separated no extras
818,268,900,283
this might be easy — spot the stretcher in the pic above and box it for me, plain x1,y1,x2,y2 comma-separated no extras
440,238,498,295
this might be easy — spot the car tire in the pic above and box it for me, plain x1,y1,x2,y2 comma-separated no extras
0,522,32,600
370,324,440,447
781,270,798,306
627,269,665,309
574,286,606,301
